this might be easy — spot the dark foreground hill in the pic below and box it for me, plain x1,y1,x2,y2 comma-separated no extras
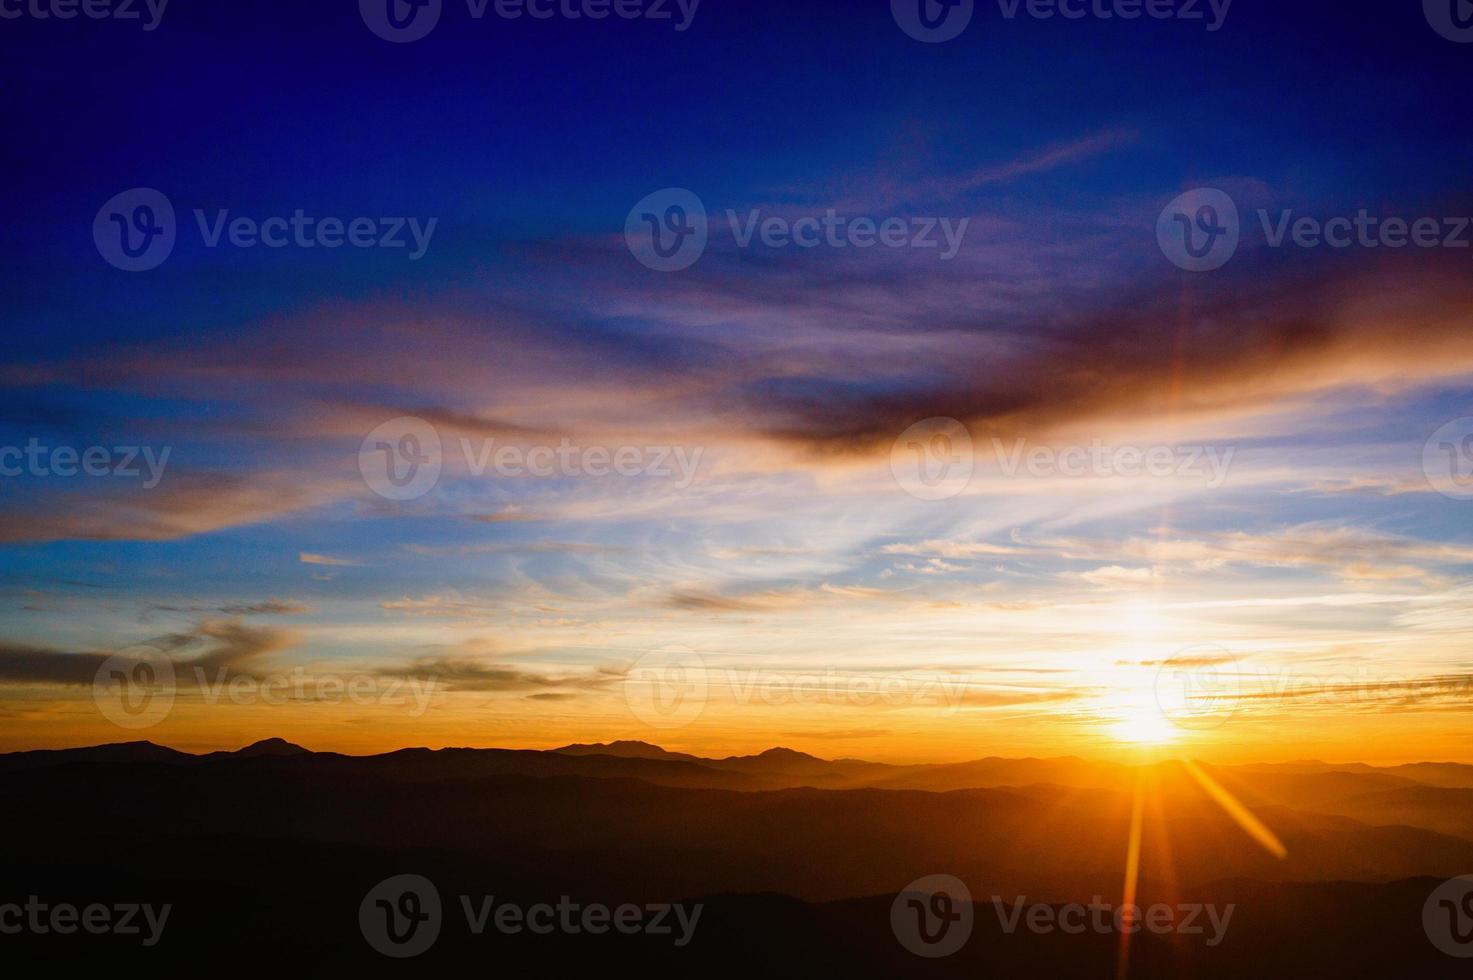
3,741,1471,975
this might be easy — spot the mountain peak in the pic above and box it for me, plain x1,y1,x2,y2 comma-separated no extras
553,740,687,760
235,738,309,757
756,747,820,760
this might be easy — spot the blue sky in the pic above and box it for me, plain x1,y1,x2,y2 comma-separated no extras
1,0,1472,760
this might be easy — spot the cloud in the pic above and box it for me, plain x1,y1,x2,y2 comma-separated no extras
881,540,1025,558
145,599,313,618
1033,525,1473,585
166,619,299,676
0,644,109,685
299,553,365,567
376,656,621,694
1070,565,1163,588
0,472,350,544
740,258,1473,452
0,620,298,688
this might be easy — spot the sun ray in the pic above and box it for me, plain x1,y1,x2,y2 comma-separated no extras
1116,773,1146,980
1182,759,1289,860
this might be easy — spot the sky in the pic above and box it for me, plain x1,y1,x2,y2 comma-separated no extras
1,0,1471,763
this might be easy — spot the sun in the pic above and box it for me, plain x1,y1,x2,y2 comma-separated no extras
1109,706,1180,745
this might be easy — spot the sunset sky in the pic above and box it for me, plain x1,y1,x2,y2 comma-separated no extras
1,1,1471,763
